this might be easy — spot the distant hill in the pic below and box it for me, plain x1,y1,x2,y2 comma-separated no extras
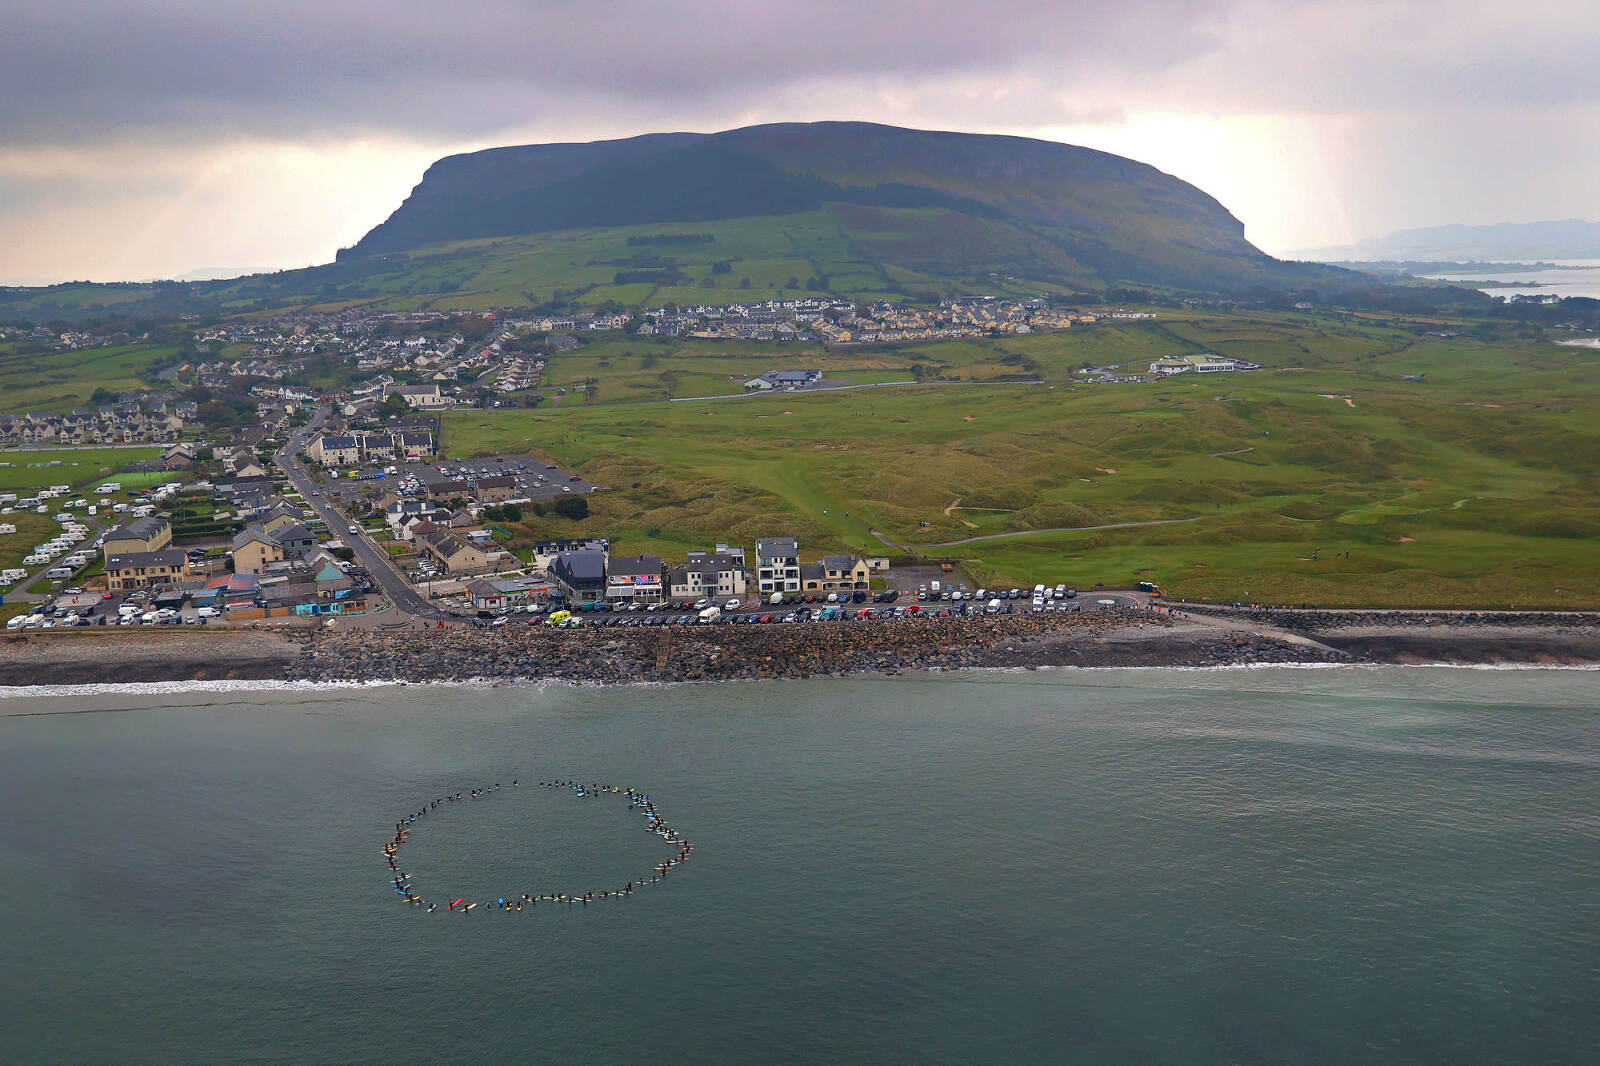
343,121,1349,296
1302,219,1600,263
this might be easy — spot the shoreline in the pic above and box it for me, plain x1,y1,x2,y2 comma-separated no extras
4,607,1600,689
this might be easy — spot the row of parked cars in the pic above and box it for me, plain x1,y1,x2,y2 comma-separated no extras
492,599,1055,631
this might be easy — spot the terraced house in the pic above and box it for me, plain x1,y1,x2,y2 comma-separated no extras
756,537,801,596
416,529,495,575
106,549,191,592
668,548,748,600
231,524,287,575
799,554,872,596
101,516,172,559
604,554,667,604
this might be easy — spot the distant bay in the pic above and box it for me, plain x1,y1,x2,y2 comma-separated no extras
1423,258,1600,299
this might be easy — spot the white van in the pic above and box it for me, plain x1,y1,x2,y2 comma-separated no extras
5,614,25,630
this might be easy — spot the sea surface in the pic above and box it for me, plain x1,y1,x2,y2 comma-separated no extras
1,668,1596,1065
1421,258,1600,300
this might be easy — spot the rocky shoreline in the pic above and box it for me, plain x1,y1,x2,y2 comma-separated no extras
3,606,1599,688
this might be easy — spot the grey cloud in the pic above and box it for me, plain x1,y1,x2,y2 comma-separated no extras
0,0,1223,145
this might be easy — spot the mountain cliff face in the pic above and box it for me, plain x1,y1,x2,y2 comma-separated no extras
345,122,1341,294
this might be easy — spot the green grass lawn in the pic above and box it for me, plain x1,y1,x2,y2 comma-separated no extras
0,342,177,415
443,316,1600,607
0,448,163,492
530,339,924,407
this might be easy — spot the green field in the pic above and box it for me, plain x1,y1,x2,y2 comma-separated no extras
0,341,176,415
519,305,1421,409
444,313,1600,607
0,448,162,491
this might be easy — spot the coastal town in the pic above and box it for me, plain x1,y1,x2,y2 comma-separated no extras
0,295,1265,462
2,414,1130,634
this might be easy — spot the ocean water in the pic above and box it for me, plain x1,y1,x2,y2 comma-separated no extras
1,668,1595,1065
1421,258,1600,300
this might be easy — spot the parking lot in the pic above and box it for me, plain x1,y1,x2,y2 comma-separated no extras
455,589,1102,630
5,584,221,630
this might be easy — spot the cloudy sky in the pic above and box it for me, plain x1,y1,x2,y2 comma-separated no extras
2,0,1595,284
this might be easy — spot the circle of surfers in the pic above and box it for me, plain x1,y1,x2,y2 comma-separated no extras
384,780,694,913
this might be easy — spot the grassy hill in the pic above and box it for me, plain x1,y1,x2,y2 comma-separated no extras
347,121,1351,297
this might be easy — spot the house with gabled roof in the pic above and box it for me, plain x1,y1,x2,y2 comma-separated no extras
232,523,286,575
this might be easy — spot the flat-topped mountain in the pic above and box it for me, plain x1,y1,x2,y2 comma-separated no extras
343,121,1345,295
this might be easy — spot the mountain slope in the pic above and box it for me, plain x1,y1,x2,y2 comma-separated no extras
344,121,1346,295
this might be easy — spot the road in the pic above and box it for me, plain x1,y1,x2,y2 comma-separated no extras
278,409,454,622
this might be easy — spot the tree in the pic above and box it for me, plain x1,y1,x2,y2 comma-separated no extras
739,277,752,290
552,495,589,521
90,387,117,405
